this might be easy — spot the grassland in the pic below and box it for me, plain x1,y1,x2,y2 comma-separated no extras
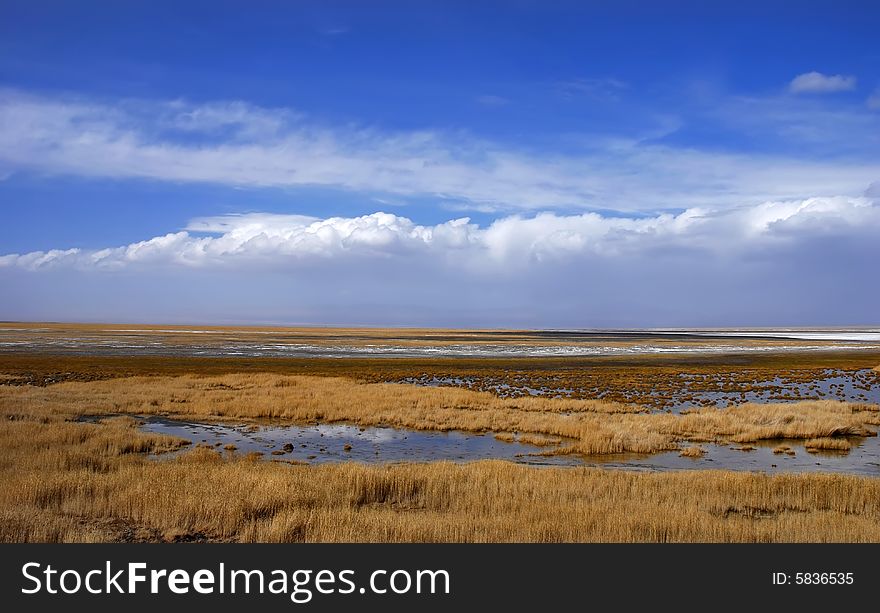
2,373,877,455
1,335,879,543
2,349,880,411
3,412,880,543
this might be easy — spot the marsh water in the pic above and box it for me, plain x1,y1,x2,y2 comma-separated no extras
401,368,880,411
10,323,879,474
139,417,580,466
135,417,879,475
667,369,880,410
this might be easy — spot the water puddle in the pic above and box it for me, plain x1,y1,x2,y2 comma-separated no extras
138,417,579,466
129,417,880,475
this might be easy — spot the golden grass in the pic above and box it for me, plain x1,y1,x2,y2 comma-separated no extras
1,373,876,456
3,350,879,412
0,415,187,474
1,372,879,542
494,432,561,446
2,410,880,543
516,433,563,446
805,438,852,452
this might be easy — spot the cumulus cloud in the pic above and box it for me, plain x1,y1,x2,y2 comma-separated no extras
789,71,857,94
1,89,879,213
2,196,877,272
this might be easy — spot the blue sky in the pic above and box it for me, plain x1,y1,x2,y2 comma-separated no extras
1,1,879,326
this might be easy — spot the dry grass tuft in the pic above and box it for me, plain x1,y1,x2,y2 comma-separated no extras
494,432,562,446
772,445,796,456
805,438,852,452
516,433,563,446
679,446,706,458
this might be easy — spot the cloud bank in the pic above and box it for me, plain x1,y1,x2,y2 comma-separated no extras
2,195,877,272
2,87,879,326
2,198,878,327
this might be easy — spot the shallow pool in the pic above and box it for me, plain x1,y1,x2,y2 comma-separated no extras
134,416,880,475
578,436,880,476
139,417,580,466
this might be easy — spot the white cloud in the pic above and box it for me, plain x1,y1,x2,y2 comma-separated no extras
1,89,878,214
2,196,877,272
3,197,878,326
789,71,857,94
